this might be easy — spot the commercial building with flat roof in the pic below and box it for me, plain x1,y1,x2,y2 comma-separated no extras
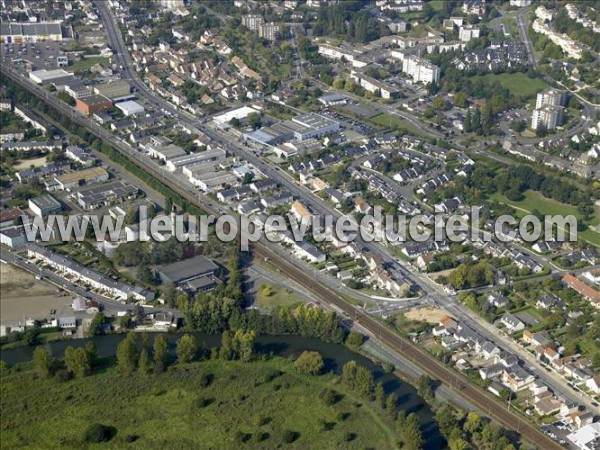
54,167,109,191
1,22,64,43
0,227,26,249
189,171,237,192
93,80,131,99
75,181,138,210
75,95,113,116
291,113,340,141
115,100,145,117
147,143,187,162
166,148,227,172
29,69,74,85
29,194,62,217
213,105,261,126
157,255,219,285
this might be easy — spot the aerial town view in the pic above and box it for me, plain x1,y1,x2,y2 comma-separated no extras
0,0,599,448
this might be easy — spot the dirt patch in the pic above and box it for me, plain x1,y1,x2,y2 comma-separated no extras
13,156,48,171
404,306,449,324
0,263,73,324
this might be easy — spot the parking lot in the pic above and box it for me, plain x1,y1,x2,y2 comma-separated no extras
541,422,573,449
2,41,68,72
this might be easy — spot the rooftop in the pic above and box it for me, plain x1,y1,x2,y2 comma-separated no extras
55,167,108,185
158,255,219,284
29,194,61,209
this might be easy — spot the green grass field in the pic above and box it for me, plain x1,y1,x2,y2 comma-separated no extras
470,73,549,98
491,190,600,246
255,283,308,309
69,57,109,74
1,358,398,449
369,113,426,137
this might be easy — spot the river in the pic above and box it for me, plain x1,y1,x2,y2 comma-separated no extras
1,333,445,449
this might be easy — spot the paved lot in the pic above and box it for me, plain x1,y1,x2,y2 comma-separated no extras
0,262,73,325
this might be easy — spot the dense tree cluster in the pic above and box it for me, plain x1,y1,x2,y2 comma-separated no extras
114,238,196,267
435,403,517,450
219,329,256,362
340,360,425,449
448,261,494,290
313,1,388,43
294,351,324,375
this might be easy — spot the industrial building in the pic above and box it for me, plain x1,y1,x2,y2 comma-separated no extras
75,95,113,116
147,143,187,162
93,80,131,99
75,181,138,210
243,113,339,147
0,227,26,249
28,194,62,217
189,171,237,192
65,85,92,100
1,22,64,43
165,148,227,172
115,100,145,117
29,69,74,86
54,167,109,191
157,255,219,293
212,106,262,127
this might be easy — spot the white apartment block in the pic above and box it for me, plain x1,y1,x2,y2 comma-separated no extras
536,89,566,109
317,44,368,68
242,15,264,31
402,55,440,84
459,25,481,42
259,23,280,41
531,105,564,131
509,0,531,6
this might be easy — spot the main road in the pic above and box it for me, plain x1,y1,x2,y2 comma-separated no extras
93,0,596,414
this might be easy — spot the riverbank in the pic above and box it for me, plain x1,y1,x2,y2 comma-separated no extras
2,356,400,449
0,333,443,449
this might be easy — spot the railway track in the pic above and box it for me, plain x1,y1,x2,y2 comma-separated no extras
252,245,562,449
1,66,562,450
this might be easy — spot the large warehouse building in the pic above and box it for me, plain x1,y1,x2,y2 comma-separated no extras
243,112,340,147
1,22,65,43
157,255,219,293
29,69,74,86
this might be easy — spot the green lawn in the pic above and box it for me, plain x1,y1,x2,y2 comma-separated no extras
492,190,583,219
470,73,549,98
491,190,600,246
1,358,398,449
69,57,109,74
255,283,308,309
369,113,426,137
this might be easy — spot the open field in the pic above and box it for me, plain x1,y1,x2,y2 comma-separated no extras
404,307,449,324
68,57,109,74
370,112,426,137
1,357,399,449
491,190,600,246
13,156,48,170
254,282,308,309
470,73,549,97
0,263,72,324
